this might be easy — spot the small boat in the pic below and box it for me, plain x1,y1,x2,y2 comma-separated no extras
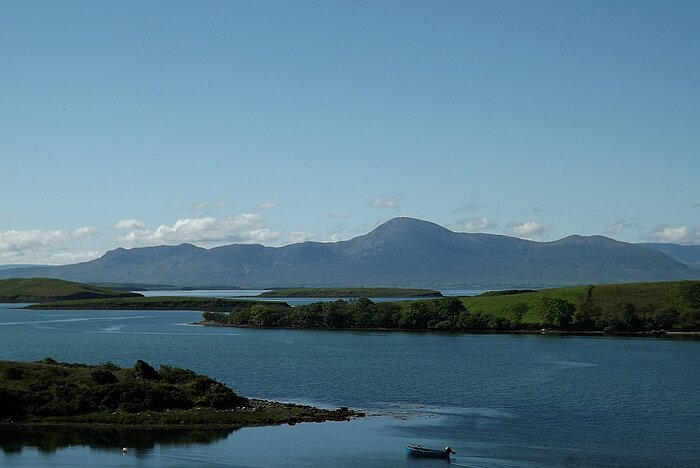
405,444,455,458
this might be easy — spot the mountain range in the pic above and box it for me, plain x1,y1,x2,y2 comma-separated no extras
1,217,698,288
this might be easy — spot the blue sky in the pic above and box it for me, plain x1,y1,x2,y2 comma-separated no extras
1,0,699,264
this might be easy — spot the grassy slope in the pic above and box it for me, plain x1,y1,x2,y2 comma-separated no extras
28,296,291,311
461,286,589,325
260,287,442,298
461,281,698,327
0,278,143,302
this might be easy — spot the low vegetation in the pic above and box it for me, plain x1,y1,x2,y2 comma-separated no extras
259,287,442,298
203,281,700,333
0,278,142,302
0,359,359,428
28,296,291,312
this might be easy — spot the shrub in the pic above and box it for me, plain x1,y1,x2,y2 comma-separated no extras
133,360,160,380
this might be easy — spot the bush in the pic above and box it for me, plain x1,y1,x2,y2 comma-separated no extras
159,365,197,384
90,369,118,385
3,367,24,380
133,360,160,380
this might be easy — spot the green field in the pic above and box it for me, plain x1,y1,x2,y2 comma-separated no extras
460,281,700,331
0,278,143,302
259,287,442,298
460,286,590,325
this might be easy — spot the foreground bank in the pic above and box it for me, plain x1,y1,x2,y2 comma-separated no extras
0,359,360,429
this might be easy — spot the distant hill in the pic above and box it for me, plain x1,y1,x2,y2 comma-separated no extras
258,287,442,298
0,278,143,302
0,264,49,271
638,243,700,267
0,218,698,288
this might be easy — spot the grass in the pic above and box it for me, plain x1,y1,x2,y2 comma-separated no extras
461,286,590,325
0,278,142,302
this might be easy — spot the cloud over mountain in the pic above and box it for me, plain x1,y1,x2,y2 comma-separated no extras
647,225,700,244
506,221,550,239
121,215,279,246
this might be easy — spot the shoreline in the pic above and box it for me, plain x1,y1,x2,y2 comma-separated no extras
193,321,700,337
0,399,363,431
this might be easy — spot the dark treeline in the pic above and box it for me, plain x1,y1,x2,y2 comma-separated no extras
203,297,537,331
573,282,700,333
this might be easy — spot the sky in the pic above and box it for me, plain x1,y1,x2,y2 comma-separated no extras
1,0,699,265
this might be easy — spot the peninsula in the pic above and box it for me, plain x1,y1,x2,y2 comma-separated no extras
0,359,360,429
202,280,700,334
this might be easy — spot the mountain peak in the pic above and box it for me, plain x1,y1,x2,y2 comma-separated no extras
368,217,453,237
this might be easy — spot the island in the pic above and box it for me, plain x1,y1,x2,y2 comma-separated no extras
0,359,361,429
258,287,443,298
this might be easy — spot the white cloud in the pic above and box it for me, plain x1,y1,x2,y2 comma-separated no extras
121,214,279,246
454,217,497,232
114,219,145,230
73,226,97,238
370,195,400,210
606,219,626,234
646,225,700,244
0,229,101,265
183,200,227,212
257,200,279,210
328,212,349,219
0,229,65,256
506,221,550,239
605,218,642,235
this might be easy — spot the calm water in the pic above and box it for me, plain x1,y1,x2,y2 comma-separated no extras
138,289,491,306
0,302,698,467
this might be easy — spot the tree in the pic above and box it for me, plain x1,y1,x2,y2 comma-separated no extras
652,307,679,329
250,305,282,326
506,302,529,329
398,302,430,329
619,303,641,331
134,360,160,380
537,297,575,329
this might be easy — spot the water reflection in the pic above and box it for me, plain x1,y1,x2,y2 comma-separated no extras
0,426,234,454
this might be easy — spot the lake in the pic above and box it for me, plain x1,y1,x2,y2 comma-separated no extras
0,302,698,467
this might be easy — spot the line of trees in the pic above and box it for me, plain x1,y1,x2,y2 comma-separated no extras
203,297,537,331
